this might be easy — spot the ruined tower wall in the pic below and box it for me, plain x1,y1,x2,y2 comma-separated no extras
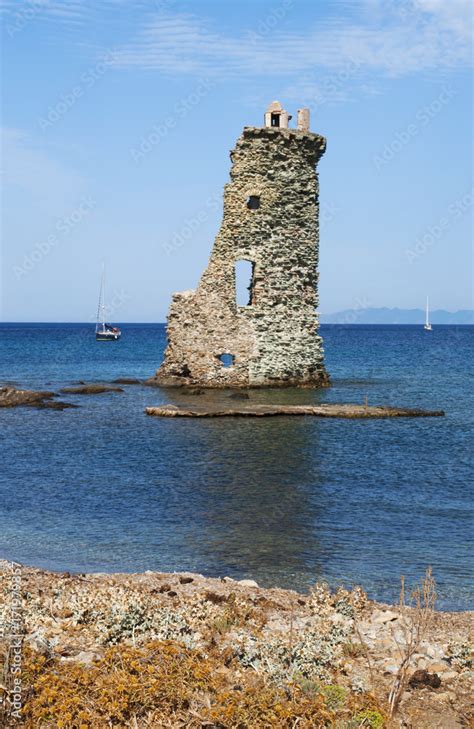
152,123,328,388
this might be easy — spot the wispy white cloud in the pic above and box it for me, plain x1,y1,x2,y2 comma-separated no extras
2,1,471,84
0,0,89,36
108,0,472,79
0,0,86,19
413,0,473,41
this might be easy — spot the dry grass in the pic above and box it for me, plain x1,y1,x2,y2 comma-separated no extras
8,640,386,728
388,568,436,717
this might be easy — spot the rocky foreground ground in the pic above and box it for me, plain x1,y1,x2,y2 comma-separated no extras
0,561,472,728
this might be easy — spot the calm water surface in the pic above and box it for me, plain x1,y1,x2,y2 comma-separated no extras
0,323,472,610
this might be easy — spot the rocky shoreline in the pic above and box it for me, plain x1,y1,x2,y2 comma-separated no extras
0,561,472,727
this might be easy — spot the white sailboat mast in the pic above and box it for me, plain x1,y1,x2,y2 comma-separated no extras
96,263,106,332
425,296,430,328
102,263,106,328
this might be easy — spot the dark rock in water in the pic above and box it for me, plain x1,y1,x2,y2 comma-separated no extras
0,386,76,411
60,384,124,395
0,386,54,408
228,392,250,400
409,669,441,689
186,388,204,396
112,378,141,385
37,401,79,410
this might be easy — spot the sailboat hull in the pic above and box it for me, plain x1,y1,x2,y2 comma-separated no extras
96,332,121,341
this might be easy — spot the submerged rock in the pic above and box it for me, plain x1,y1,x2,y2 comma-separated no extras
37,401,79,410
112,378,142,385
60,384,124,395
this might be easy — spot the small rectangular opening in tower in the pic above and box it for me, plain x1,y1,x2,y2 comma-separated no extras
218,353,234,367
246,195,260,211
235,259,255,307
271,113,280,127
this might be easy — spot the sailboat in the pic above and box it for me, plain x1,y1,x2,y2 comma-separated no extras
424,296,432,331
96,265,121,341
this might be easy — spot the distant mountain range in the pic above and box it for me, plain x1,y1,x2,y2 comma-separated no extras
319,308,473,324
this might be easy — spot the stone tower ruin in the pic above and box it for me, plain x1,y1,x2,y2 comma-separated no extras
152,101,328,388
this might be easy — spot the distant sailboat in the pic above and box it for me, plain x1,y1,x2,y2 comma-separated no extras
424,296,432,331
96,264,121,341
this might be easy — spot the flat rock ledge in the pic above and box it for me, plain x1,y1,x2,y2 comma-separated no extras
146,403,445,418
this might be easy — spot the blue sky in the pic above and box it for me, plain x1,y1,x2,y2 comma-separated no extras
1,0,472,322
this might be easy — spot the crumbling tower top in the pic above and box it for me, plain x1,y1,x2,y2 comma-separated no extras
264,100,311,132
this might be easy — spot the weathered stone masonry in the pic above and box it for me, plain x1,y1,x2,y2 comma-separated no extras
152,101,329,388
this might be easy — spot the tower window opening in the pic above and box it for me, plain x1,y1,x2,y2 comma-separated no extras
246,195,260,211
271,113,280,127
235,259,255,307
218,353,234,367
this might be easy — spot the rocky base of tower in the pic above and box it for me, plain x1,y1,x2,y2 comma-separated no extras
148,367,330,389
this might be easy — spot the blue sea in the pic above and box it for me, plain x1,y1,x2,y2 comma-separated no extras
0,323,472,610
